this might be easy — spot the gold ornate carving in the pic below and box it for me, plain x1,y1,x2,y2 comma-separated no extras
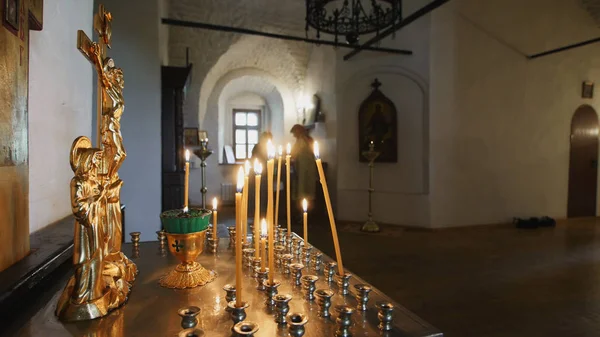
55,5,137,322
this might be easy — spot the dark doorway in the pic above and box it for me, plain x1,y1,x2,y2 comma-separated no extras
568,105,599,218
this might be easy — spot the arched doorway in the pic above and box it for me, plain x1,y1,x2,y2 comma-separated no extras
567,105,599,218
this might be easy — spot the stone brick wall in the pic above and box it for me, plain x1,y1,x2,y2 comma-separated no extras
167,0,313,128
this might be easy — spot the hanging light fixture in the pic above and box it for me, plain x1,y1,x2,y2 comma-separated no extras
305,0,402,45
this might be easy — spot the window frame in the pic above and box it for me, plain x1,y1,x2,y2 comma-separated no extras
232,108,261,162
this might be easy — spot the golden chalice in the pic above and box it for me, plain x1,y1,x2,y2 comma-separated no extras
160,208,217,289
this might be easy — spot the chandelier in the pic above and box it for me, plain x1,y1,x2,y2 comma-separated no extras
305,0,402,45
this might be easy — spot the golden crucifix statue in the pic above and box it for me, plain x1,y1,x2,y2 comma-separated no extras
55,4,137,322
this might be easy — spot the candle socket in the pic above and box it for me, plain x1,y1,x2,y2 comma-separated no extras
242,248,255,267
377,302,395,331
274,245,286,267
325,262,338,283
273,294,293,325
130,232,141,248
223,284,237,305
286,234,293,253
264,280,281,307
282,254,294,274
178,328,204,337
289,263,305,287
301,245,313,265
233,320,259,337
335,273,352,296
335,305,355,337
315,289,334,318
227,226,236,248
311,252,323,272
242,241,251,251
228,301,249,331
354,284,372,311
178,306,200,329
251,258,261,278
293,238,303,261
287,312,308,337
131,246,140,259
157,230,167,248
233,321,259,337
301,275,319,301
278,228,287,246
256,269,268,291
207,237,218,254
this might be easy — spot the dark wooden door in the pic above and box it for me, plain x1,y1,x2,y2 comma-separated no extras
568,105,599,218
161,65,192,212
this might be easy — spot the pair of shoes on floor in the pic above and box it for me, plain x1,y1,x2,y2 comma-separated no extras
513,216,556,229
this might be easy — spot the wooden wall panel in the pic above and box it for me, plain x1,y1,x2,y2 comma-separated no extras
0,0,43,272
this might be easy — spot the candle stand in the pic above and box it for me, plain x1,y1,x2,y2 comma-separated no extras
361,141,381,233
193,138,214,209
22,234,441,337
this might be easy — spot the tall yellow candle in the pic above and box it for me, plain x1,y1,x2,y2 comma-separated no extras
302,199,308,243
235,167,244,307
253,160,262,258
274,146,283,228
212,197,218,240
184,149,190,210
286,143,291,235
266,140,275,284
260,219,267,272
314,142,344,275
243,160,251,242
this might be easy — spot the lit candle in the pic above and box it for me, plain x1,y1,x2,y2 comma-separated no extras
302,198,308,243
260,218,267,272
274,146,283,228
314,142,344,275
235,166,244,307
243,160,251,242
253,160,262,258
266,140,275,284
212,197,218,240
285,143,291,236
184,149,190,211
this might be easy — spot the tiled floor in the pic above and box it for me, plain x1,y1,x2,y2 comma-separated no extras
221,209,600,337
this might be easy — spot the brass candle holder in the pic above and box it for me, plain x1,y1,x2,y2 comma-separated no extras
361,141,381,233
160,230,217,289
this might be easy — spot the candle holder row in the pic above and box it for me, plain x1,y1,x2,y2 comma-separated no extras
214,233,396,336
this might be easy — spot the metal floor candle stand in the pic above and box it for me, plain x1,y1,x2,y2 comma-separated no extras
12,233,442,337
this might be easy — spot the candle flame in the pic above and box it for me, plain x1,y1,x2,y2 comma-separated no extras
212,197,218,211
302,198,308,212
185,149,190,162
254,159,262,174
183,206,189,213
278,145,283,157
245,160,251,176
267,140,275,159
286,143,291,155
260,218,268,237
236,166,244,192
313,141,320,159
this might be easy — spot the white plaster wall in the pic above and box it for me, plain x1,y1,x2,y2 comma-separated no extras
29,0,94,233
333,16,432,226
192,75,285,206
429,0,600,227
97,0,162,241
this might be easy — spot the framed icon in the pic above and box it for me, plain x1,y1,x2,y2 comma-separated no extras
184,127,200,146
582,81,594,99
4,0,19,31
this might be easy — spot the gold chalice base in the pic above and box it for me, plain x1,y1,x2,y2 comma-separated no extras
160,230,217,289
